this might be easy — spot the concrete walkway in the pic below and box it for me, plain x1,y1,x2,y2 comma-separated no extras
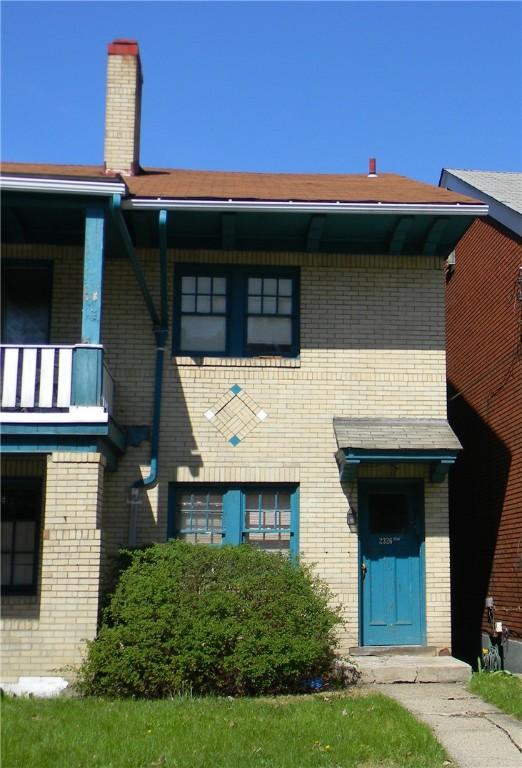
379,682,522,768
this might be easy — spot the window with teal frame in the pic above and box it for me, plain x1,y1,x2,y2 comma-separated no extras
168,485,299,557
1,477,42,595
173,265,299,357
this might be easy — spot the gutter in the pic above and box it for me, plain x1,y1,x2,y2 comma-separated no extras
0,175,127,197
123,198,489,216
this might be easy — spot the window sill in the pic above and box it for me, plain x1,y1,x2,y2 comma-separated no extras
173,356,301,368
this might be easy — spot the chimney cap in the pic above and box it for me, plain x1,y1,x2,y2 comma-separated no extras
108,39,140,56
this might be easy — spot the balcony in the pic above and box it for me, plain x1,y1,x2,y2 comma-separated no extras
0,344,114,424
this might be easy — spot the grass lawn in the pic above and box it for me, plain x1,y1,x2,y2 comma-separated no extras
469,671,522,720
1,691,450,768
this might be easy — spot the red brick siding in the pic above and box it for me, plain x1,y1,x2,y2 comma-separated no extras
446,216,522,646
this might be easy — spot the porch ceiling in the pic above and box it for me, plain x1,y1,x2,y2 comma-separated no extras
1,190,476,258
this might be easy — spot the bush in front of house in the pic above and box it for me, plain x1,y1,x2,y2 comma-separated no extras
77,541,343,698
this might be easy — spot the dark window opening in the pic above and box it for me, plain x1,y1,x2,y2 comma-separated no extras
1,478,43,595
368,493,409,534
1,262,53,344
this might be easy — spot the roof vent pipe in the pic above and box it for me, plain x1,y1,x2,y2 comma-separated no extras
368,158,378,178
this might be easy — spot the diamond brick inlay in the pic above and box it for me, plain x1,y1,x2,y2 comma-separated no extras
204,385,268,445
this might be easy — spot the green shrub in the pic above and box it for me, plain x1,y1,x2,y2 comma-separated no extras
78,541,343,698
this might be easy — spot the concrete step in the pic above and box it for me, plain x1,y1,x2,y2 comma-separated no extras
350,645,438,657
356,655,472,684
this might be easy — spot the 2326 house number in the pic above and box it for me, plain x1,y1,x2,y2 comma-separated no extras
379,537,393,544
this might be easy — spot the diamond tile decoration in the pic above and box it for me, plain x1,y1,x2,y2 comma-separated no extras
204,384,268,446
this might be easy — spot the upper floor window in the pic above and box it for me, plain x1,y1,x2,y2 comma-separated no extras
173,265,299,357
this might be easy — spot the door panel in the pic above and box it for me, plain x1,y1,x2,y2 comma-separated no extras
360,481,425,646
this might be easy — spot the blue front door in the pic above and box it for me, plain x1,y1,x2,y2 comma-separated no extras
360,481,425,646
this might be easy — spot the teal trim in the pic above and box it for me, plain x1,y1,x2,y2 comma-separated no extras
223,489,242,545
423,217,449,256
389,216,414,255
341,458,361,482
1,438,98,452
132,210,170,490
159,210,169,328
230,384,242,395
2,424,110,436
359,479,426,646
221,213,236,249
337,448,458,483
291,486,300,558
109,195,161,328
168,484,299,556
72,347,103,406
229,435,241,446
126,425,150,447
3,190,478,257
81,208,105,344
430,459,456,483
133,328,167,489
2,192,113,210
306,215,325,252
173,264,300,358
1,420,126,461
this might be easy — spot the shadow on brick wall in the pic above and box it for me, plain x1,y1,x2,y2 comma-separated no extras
447,382,511,667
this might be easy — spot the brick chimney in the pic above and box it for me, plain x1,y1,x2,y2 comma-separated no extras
104,39,142,176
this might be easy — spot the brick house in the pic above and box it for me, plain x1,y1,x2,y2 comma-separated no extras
440,169,522,672
0,40,487,688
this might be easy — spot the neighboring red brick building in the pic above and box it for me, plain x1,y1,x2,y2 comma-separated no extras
440,170,522,672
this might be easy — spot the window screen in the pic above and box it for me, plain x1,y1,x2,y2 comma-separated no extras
243,490,292,554
176,491,224,544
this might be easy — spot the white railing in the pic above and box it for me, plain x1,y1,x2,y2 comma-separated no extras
102,362,115,414
0,344,113,418
1,345,74,409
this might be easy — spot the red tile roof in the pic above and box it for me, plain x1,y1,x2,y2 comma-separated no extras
1,162,481,205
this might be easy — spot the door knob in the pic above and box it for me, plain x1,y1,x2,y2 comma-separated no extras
361,562,367,579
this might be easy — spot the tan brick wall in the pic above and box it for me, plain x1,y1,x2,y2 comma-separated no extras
100,248,451,651
1,453,105,681
2,245,452,664
104,53,141,174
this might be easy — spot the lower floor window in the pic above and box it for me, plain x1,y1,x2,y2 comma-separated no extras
1,478,42,595
168,485,299,557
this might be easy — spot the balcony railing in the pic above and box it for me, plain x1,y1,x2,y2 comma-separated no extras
0,344,114,423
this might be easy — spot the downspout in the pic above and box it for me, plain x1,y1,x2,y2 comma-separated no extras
128,209,169,546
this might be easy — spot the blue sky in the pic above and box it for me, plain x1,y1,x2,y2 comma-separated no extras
1,1,521,184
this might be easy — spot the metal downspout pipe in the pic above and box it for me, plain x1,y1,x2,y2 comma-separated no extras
129,209,169,546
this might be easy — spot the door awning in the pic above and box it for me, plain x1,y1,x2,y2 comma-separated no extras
334,418,462,483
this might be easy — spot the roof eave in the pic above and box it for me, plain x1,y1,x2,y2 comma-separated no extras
440,170,521,236
0,175,127,197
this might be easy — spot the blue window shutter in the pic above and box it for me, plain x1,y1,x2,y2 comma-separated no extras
229,271,245,355
222,489,242,545
290,487,300,558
